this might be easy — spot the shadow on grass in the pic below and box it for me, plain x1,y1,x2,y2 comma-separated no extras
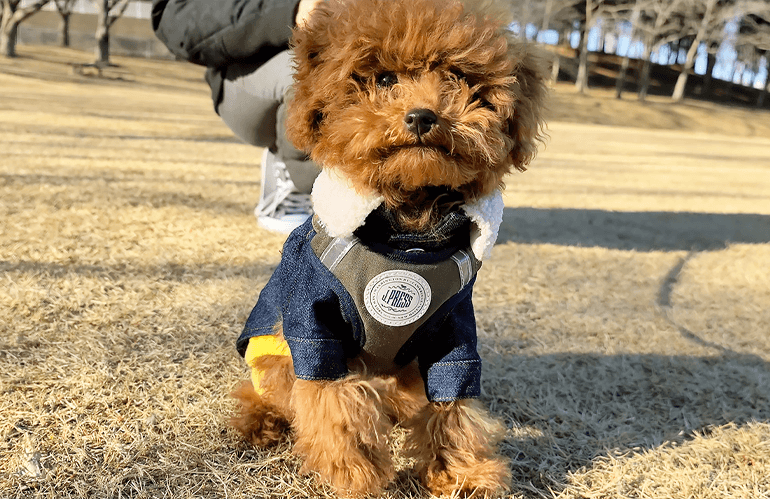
480,349,770,496
489,207,770,495
498,207,770,251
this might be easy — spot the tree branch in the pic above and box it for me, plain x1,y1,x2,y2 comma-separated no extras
106,0,130,28
10,0,50,24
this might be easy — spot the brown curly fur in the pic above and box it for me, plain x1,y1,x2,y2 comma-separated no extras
232,0,548,496
404,400,511,497
287,0,548,230
230,354,295,447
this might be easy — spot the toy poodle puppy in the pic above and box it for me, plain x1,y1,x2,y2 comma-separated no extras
231,0,548,496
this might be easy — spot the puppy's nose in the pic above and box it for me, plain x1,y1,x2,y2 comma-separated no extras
404,108,438,137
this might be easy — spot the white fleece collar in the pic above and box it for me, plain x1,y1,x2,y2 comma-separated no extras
311,169,504,261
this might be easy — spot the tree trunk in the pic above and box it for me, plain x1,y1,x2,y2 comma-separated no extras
672,0,717,102
699,52,716,96
1,1,18,58
59,11,70,47
615,51,631,99
575,0,593,94
616,0,641,100
541,0,552,32
575,31,589,92
521,0,531,38
0,21,17,58
637,36,654,101
94,0,109,65
2,0,51,58
551,53,560,81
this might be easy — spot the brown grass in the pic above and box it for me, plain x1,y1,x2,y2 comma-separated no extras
1,45,769,498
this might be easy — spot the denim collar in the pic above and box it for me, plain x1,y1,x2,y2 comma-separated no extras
311,169,504,261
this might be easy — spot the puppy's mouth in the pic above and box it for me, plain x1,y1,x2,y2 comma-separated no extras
384,143,455,159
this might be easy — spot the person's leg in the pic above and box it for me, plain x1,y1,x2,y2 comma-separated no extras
275,99,321,194
218,51,292,148
218,51,319,233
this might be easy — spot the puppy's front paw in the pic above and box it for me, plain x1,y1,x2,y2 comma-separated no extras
420,455,510,498
291,377,395,497
299,443,393,498
406,400,511,498
230,381,292,447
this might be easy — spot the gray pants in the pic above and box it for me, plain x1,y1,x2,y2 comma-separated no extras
218,50,320,194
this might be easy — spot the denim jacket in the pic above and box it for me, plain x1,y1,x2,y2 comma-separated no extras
237,170,505,402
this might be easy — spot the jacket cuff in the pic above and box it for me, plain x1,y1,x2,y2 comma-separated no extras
425,359,482,402
284,335,348,381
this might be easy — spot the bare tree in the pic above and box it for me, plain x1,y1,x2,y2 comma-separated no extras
92,0,131,66
0,0,50,57
570,0,661,95
672,0,729,102
736,6,770,106
633,0,688,100
511,0,547,39
511,0,583,82
612,0,644,98
509,0,570,40
53,0,77,47
550,0,586,44
575,0,594,92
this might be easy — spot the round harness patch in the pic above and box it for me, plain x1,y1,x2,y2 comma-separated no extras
363,270,432,327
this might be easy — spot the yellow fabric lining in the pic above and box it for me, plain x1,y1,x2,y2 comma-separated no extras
244,335,290,395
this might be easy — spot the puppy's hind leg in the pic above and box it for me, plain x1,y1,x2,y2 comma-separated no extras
231,333,295,447
405,399,511,498
291,375,396,497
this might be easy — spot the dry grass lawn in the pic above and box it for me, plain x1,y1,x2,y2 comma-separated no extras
1,45,769,498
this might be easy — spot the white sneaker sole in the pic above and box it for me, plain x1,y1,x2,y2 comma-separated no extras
256,209,310,234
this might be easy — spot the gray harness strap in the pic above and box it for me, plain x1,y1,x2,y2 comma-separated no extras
451,249,474,289
320,235,360,272
319,236,476,298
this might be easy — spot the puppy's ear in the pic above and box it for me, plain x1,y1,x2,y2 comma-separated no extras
506,41,549,172
286,5,333,154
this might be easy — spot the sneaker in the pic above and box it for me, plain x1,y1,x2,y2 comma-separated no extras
255,149,313,234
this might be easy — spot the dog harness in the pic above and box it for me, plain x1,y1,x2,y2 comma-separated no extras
311,216,480,372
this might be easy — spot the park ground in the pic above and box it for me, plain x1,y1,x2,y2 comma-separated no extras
1,45,770,498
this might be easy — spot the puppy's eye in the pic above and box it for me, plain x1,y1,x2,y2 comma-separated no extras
474,93,496,111
376,72,398,88
313,110,324,128
479,100,496,111
449,68,467,81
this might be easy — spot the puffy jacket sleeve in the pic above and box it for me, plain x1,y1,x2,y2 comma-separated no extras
151,0,300,68
237,218,361,381
417,282,482,402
